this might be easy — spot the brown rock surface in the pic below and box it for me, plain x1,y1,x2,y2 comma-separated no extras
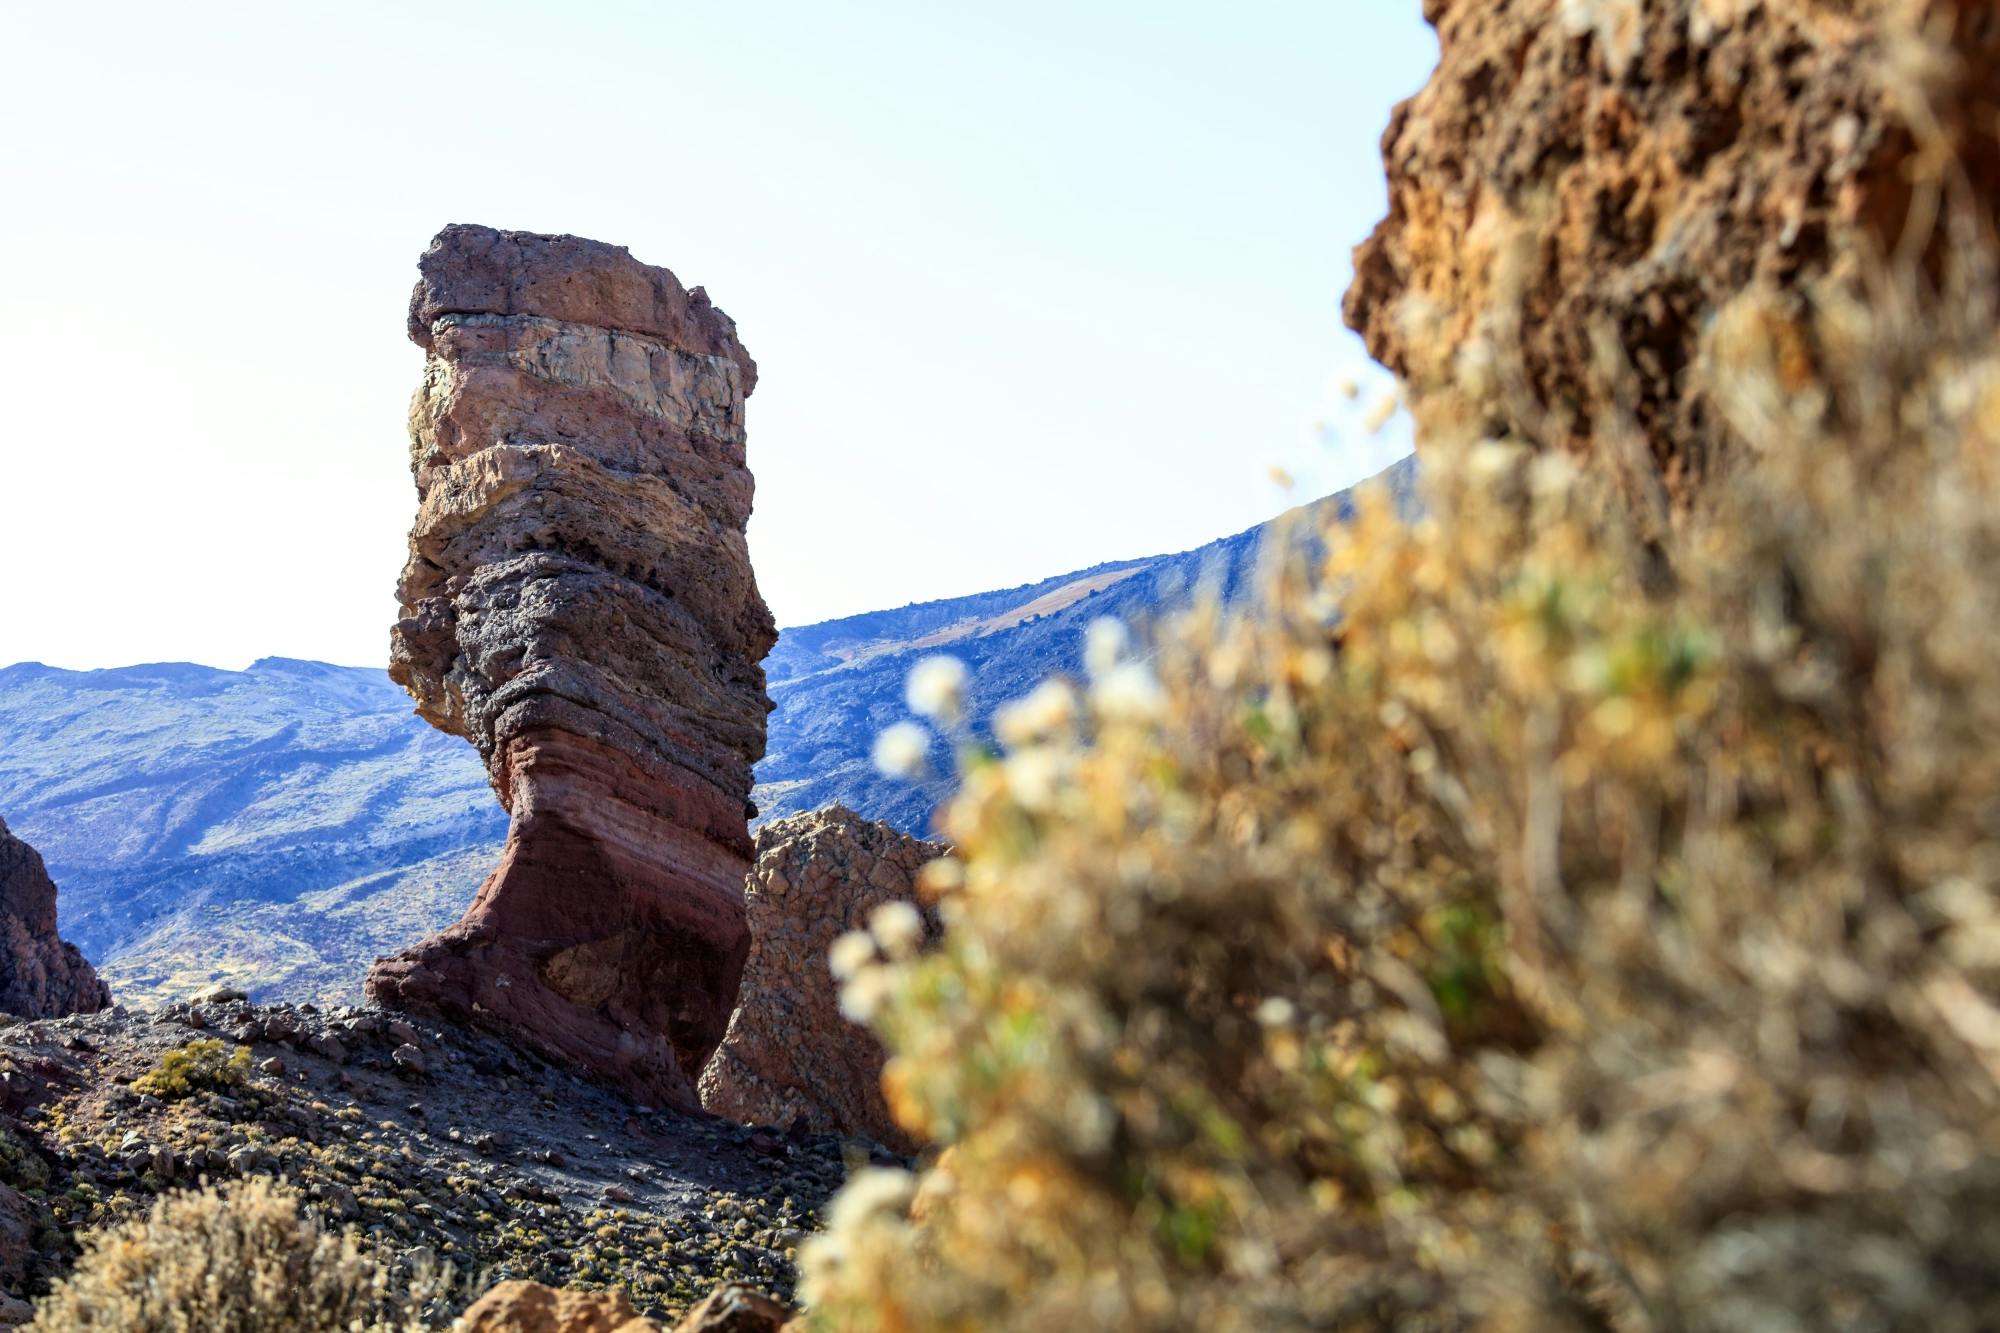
699,808,945,1153
454,1279,661,1333
672,1283,793,1333
1346,0,2000,511
0,817,108,1018
367,225,776,1111
454,1281,791,1333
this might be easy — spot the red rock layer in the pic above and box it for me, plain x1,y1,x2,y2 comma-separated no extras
1345,0,2000,511
366,225,776,1111
699,808,946,1153
0,817,110,1018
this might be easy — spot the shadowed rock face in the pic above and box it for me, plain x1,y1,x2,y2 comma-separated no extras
0,817,109,1018
699,808,946,1153
1346,0,2000,515
366,224,776,1110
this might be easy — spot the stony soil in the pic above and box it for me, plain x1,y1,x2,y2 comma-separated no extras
0,997,891,1324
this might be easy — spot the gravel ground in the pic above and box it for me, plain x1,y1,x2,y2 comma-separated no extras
0,998,890,1324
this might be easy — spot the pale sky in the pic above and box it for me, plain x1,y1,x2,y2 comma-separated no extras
0,1,1435,671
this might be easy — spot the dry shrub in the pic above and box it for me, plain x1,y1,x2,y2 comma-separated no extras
129,1039,250,1100
29,1177,443,1332
797,166,2000,1333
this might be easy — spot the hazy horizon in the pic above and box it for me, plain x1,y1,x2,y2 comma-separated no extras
0,445,1411,675
1,2,1435,672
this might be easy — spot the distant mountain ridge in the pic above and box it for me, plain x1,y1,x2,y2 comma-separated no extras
0,457,1415,1005
0,659,506,1007
757,455,1418,830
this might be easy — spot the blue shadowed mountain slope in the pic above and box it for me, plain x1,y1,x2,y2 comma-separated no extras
0,457,1414,1003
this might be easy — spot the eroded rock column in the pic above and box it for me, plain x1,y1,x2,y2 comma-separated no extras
366,224,776,1110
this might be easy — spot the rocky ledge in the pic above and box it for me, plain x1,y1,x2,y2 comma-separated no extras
1345,0,2000,516
0,819,107,1021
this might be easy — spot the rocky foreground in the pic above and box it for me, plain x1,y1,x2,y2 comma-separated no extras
0,996,894,1327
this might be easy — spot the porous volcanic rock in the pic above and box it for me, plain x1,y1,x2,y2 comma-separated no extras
0,817,108,1018
699,808,946,1153
1346,0,2000,515
367,225,776,1111
455,1280,791,1333
456,1280,662,1332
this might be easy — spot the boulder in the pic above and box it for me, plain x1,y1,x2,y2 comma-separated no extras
367,225,776,1111
453,1279,660,1333
0,817,108,1018
674,1283,792,1332
1345,0,2000,514
699,808,945,1153
452,1280,791,1333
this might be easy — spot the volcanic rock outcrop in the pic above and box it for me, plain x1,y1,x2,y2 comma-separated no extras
366,225,777,1110
1346,0,2000,512
699,808,946,1153
457,1279,791,1333
0,817,109,1018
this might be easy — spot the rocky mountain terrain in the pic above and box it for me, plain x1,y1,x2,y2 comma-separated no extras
0,659,505,1009
0,996,875,1325
0,2,1990,1328
756,454,1418,832
0,463,1411,1010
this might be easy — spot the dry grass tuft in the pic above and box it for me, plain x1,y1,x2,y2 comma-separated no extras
28,1177,445,1332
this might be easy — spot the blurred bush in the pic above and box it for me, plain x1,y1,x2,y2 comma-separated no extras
798,113,2000,1333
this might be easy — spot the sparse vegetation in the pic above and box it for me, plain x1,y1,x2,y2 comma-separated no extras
27,1178,442,1332
799,118,2000,1333
130,1040,250,1100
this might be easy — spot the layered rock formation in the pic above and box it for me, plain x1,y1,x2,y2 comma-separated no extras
1346,0,2000,512
366,225,776,1111
0,817,108,1018
699,808,946,1153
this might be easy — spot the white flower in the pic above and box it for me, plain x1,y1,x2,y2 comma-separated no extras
1091,662,1165,722
993,679,1078,748
869,900,925,957
823,1167,916,1233
839,968,892,1023
1084,617,1129,678
1003,748,1062,811
828,930,878,981
905,655,968,723
871,721,932,779
919,857,965,897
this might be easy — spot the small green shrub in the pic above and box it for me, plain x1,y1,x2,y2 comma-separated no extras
0,1124,49,1192
130,1040,251,1100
